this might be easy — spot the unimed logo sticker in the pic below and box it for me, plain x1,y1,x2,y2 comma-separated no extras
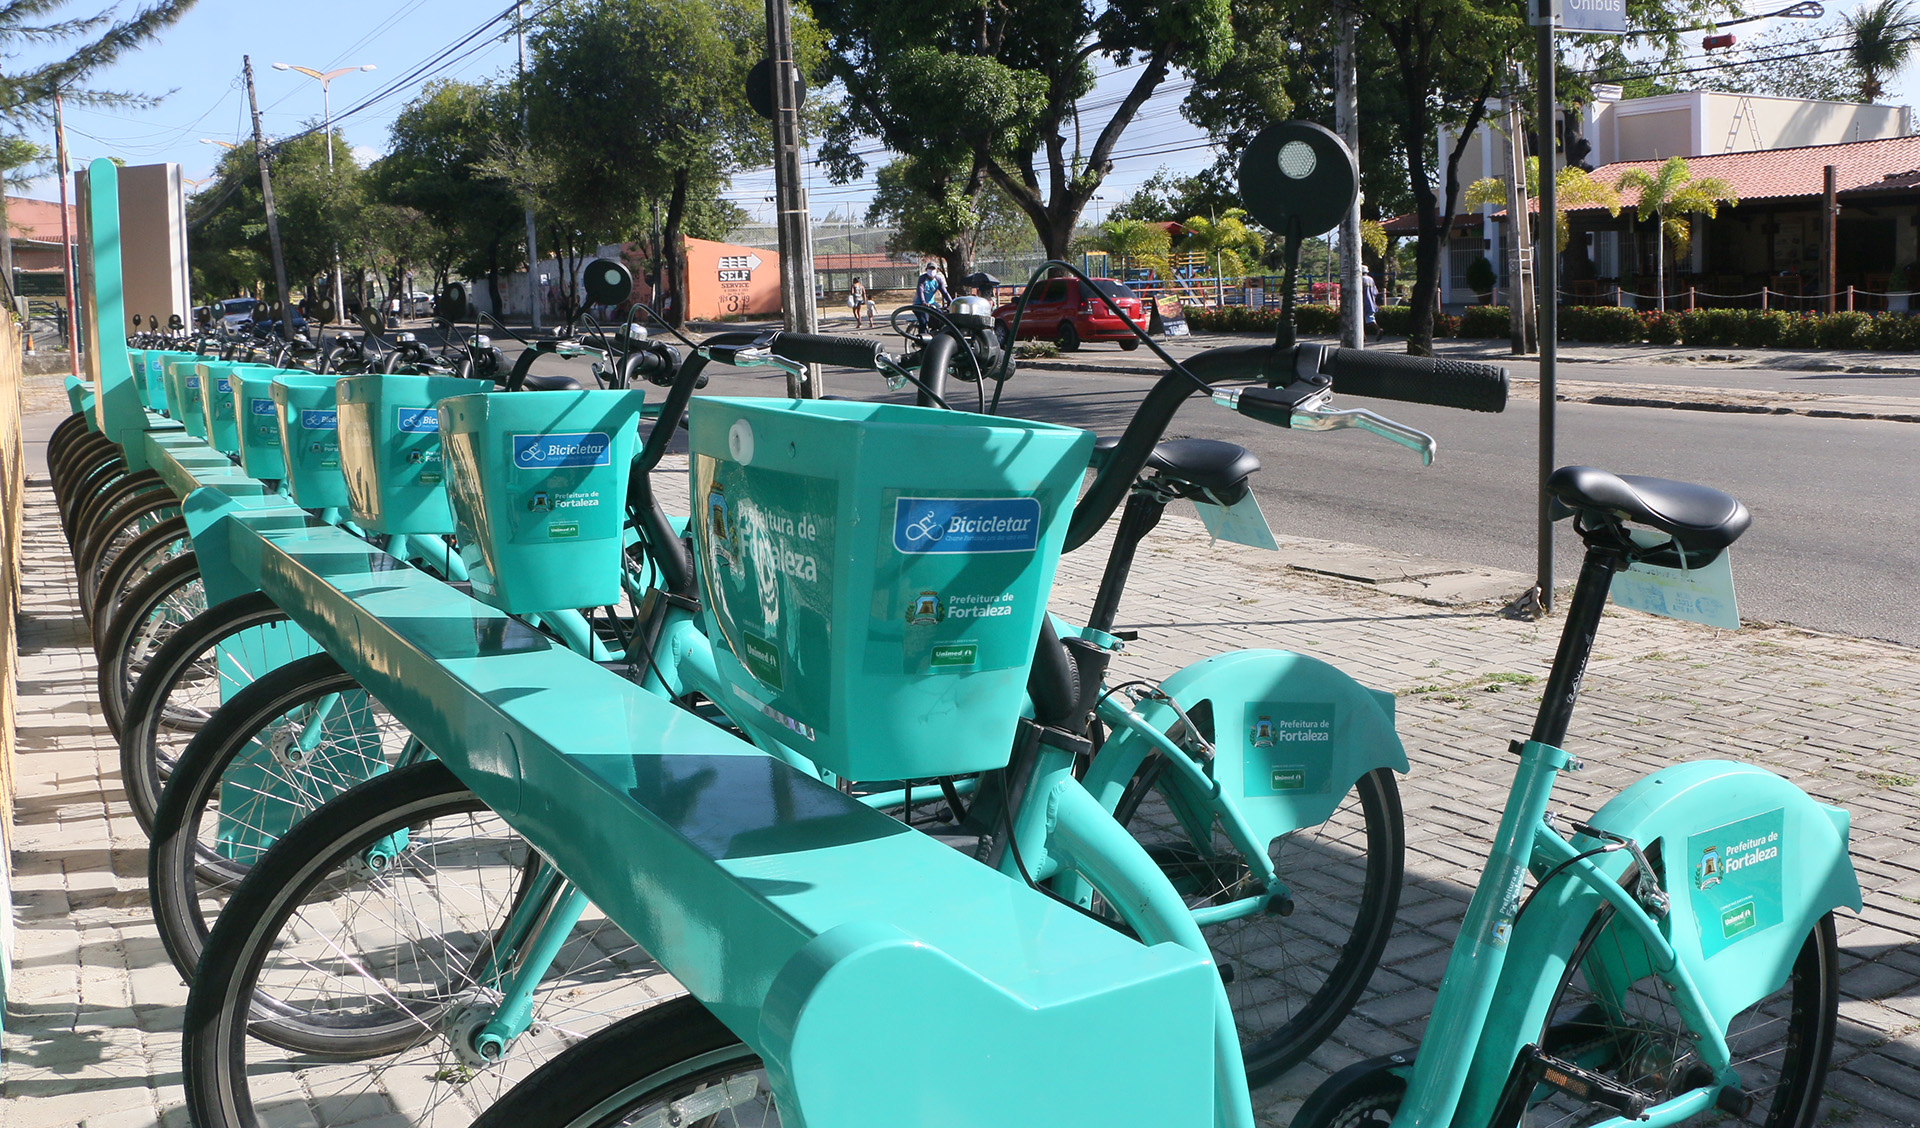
513,431,611,468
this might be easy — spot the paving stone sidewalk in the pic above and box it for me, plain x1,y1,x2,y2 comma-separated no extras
5,450,1919,1126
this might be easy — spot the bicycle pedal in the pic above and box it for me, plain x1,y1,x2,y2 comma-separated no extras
1516,1044,1652,1120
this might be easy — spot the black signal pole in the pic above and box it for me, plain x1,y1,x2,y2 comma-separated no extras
766,0,820,396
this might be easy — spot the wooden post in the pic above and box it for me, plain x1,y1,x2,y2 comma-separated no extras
1822,165,1838,316
1688,286,1696,311
1846,285,1854,311
1762,286,1769,310
244,56,295,342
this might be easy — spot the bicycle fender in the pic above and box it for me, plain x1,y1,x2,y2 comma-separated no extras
1453,760,1859,1126
1090,649,1406,845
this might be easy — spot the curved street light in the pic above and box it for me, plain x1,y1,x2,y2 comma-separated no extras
272,62,376,326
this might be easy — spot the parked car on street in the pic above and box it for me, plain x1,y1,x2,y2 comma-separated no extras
993,277,1146,351
218,297,261,330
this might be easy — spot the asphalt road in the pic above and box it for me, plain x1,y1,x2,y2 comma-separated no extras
675,349,1919,646
474,322,1920,644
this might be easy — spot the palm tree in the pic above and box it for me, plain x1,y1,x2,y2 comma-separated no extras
1613,156,1739,311
1079,218,1172,280
1177,209,1265,303
1464,157,1623,253
1845,0,1917,102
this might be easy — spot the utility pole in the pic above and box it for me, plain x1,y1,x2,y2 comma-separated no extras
243,56,295,342
1534,10,1559,613
1822,165,1838,314
766,0,821,396
54,88,81,377
1503,67,1537,355
518,2,542,331
1335,2,1363,349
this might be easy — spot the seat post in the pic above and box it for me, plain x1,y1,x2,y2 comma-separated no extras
1528,541,1629,749
1087,487,1168,635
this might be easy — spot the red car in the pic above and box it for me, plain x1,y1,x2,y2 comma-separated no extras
994,277,1146,351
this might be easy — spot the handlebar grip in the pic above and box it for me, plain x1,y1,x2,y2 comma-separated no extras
1318,348,1509,413
770,332,882,370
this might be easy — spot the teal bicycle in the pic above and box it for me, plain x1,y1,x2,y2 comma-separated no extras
461,433,1858,1128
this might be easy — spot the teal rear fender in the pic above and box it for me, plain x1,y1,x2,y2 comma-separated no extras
1085,649,1406,844
1454,759,1859,1124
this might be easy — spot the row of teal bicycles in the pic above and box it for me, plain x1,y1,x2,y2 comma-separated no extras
54,254,1858,1128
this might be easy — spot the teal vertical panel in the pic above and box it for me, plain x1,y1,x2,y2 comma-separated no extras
80,159,148,468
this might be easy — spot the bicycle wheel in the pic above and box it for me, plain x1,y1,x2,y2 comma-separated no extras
89,515,191,655
45,413,92,477
96,554,205,740
183,760,664,1128
66,463,154,533
51,434,118,510
149,653,410,979
466,998,764,1128
1513,881,1837,1128
76,489,183,623
70,475,169,573
119,591,304,834
1108,764,1404,1087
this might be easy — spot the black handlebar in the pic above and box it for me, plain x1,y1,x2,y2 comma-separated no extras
768,331,884,370
1064,343,1509,552
1317,346,1508,413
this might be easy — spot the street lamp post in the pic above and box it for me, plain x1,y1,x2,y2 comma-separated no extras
273,62,376,327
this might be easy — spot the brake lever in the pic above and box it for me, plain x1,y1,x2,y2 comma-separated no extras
1289,404,1438,466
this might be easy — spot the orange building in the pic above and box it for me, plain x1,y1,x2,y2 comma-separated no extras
618,236,781,321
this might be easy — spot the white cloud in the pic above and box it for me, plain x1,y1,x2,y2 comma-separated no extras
352,145,380,167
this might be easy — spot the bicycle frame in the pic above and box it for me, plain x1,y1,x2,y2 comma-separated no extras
1353,541,1861,1128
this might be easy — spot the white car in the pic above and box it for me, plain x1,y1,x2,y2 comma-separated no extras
219,297,261,330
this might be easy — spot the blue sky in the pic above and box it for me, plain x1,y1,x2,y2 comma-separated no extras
14,0,1920,224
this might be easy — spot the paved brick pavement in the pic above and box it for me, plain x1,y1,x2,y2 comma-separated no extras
5,446,1918,1127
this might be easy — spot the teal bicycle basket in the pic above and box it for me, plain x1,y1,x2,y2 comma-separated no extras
229,367,288,480
688,397,1093,780
440,389,648,614
336,374,490,534
271,375,351,510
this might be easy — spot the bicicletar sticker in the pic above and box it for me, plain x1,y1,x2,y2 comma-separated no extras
693,454,836,739
1689,808,1785,958
1242,703,1335,796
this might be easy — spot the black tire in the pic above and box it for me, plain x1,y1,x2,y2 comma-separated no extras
1109,765,1404,1086
468,998,757,1128
183,760,656,1128
70,474,168,570
89,515,191,656
46,412,91,471
149,653,410,980
59,455,133,538
1512,884,1837,1128
1118,336,1141,351
1056,320,1082,352
51,434,117,509
76,490,182,623
96,555,205,740
118,591,301,835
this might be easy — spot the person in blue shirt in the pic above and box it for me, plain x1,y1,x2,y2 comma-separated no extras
913,262,950,329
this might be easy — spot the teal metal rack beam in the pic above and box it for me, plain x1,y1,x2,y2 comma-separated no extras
206,499,1221,1128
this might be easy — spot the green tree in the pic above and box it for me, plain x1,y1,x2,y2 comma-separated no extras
1845,0,1917,101
1110,166,1241,225
812,0,1234,262
522,0,774,324
1613,155,1738,311
1682,25,1853,101
372,80,527,316
867,156,1034,280
1,0,198,307
1463,156,1622,253
189,133,364,304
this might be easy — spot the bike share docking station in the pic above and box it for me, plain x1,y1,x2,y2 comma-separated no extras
77,154,1229,1125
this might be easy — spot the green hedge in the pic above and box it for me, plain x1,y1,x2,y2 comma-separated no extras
1193,302,1920,350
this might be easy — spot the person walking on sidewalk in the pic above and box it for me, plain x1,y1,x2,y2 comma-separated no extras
1362,264,1380,331
849,278,873,329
